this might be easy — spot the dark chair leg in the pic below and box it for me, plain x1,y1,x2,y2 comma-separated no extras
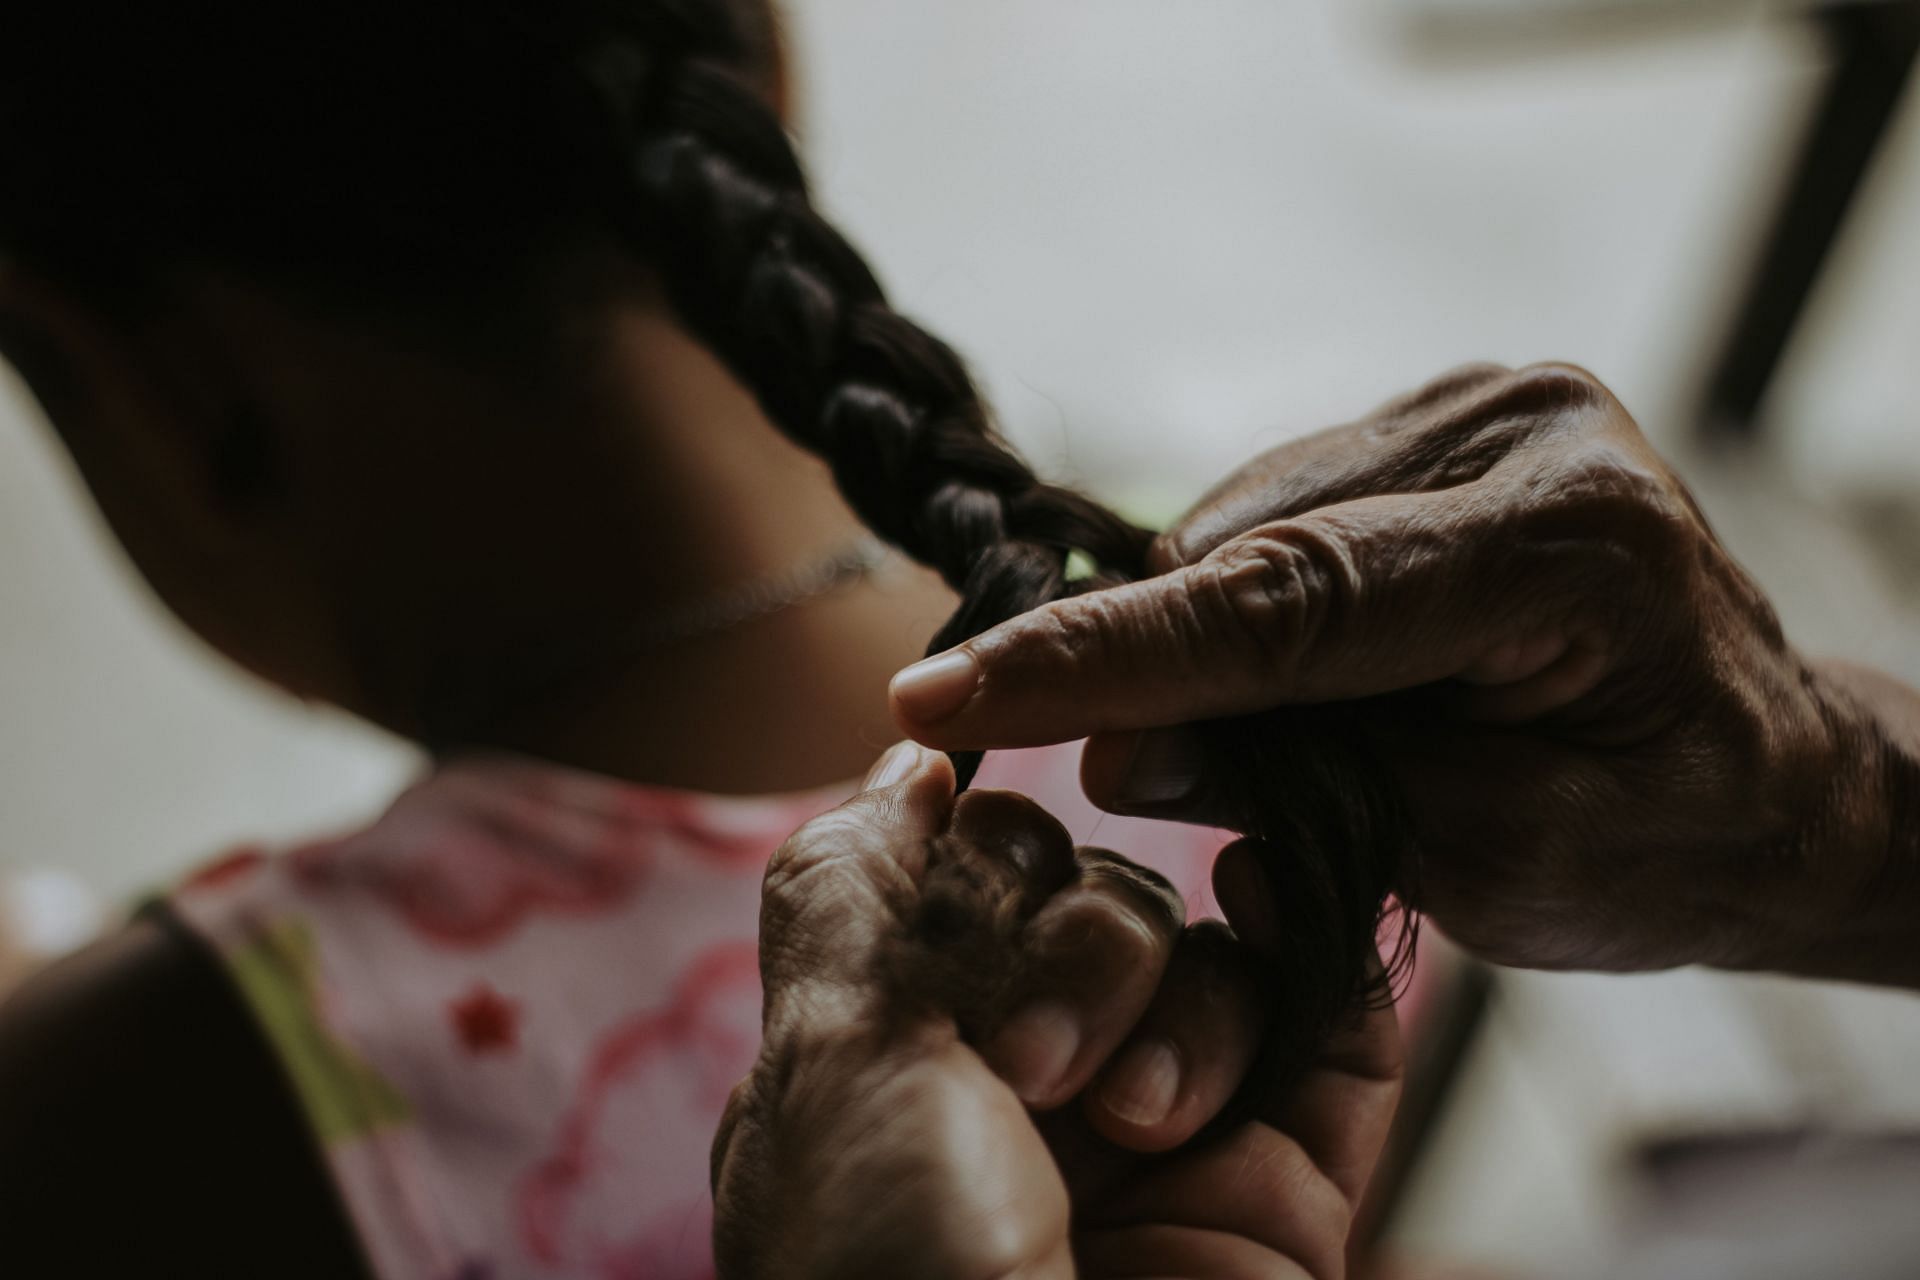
1351,959,1498,1255
1696,1,1920,442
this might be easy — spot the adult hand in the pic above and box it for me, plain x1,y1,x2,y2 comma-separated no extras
888,364,1907,981
711,742,1402,1279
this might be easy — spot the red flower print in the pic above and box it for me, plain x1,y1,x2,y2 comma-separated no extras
450,983,521,1055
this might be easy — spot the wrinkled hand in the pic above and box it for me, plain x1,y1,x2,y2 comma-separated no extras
888,364,1889,975
712,743,1401,1279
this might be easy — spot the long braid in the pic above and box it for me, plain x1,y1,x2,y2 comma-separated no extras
585,26,1153,785
593,13,1411,1093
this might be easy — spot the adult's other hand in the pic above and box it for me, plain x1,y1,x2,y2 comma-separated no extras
712,743,1401,1279
890,364,1914,983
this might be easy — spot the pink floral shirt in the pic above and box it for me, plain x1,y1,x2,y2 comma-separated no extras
169,744,1229,1280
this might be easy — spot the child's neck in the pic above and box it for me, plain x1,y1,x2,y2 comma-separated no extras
477,547,955,794
449,308,959,794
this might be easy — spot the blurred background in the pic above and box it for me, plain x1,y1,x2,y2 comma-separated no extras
6,0,1920,1274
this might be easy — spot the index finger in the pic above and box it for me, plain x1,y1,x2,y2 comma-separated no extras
890,483,1587,751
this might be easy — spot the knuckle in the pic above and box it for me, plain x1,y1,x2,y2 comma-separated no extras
762,809,907,918
1024,588,1145,688
1200,525,1352,677
1146,529,1196,575
1376,362,1513,424
725,1072,759,1116
1382,365,1611,491
1077,850,1185,929
714,1071,762,1157
1510,360,1607,404
763,810,857,891
1044,889,1173,979
1537,446,1697,571
1425,360,1515,395
759,837,813,905
1432,362,1613,447
1075,862,1187,948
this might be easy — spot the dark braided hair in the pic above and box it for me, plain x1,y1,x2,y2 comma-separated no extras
582,8,1157,790
0,0,1406,1094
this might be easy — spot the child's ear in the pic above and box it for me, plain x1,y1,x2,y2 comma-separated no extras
0,261,287,542
202,400,290,516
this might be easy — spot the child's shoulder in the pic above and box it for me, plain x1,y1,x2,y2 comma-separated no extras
0,910,368,1277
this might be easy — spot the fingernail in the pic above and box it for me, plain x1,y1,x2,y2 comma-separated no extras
890,649,981,724
988,1001,1081,1106
863,741,924,789
1115,729,1203,809
1100,1038,1181,1127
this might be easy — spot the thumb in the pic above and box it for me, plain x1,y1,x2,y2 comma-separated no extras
756,742,955,1024
888,487,1576,751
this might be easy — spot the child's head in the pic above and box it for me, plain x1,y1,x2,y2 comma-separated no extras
0,2,1402,1082
0,1,1147,739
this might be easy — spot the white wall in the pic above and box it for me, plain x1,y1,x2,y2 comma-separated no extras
790,1,1811,499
